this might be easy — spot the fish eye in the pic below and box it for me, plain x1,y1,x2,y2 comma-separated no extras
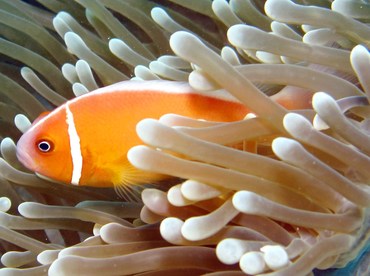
37,140,53,153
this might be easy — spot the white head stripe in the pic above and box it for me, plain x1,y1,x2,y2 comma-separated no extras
65,104,83,185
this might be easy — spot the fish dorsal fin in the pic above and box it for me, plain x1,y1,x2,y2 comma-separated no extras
32,111,51,126
93,80,242,104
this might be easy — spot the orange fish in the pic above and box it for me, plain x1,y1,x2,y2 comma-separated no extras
16,80,312,194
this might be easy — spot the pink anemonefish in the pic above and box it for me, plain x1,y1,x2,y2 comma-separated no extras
16,80,312,192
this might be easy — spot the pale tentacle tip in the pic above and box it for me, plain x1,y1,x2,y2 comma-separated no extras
170,31,201,58
37,249,60,265
14,114,32,133
188,70,217,91
181,180,223,201
261,244,290,270
64,31,82,48
240,251,267,275
232,191,256,213
181,217,203,241
271,137,297,160
135,118,167,147
167,185,195,206
160,217,184,244
1,137,16,152
350,44,370,62
17,202,33,218
312,91,337,112
313,114,330,130
0,197,11,213
283,112,314,136
226,24,245,45
244,112,257,119
216,238,247,265
72,82,89,96
108,38,125,52
127,145,150,169
150,7,167,22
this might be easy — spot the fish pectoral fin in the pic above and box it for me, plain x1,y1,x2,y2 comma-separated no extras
113,162,168,201
114,183,142,202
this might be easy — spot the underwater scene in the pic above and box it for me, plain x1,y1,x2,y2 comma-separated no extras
0,0,369,275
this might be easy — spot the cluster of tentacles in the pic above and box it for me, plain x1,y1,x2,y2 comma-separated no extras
0,0,369,275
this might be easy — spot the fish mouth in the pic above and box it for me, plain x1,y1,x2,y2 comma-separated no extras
16,136,38,172
16,148,36,171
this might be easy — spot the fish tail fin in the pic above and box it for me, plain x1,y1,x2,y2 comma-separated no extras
272,86,314,110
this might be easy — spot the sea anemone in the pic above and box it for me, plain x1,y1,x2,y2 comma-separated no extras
0,0,369,275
